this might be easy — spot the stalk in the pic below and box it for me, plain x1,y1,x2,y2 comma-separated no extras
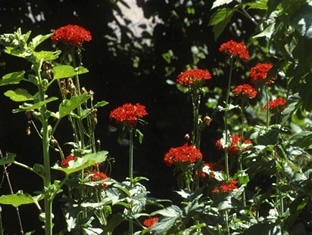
239,99,247,207
224,57,234,177
191,90,201,149
265,85,270,129
129,128,134,235
0,206,3,235
36,60,53,235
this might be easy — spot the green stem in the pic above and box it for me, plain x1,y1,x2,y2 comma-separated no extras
129,128,134,235
224,210,230,235
239,99,247,207
36,60,53,235
191,90,201,149
13,161,44,180
129,129,134,185
0,206,3,235
265,85,270,129
224,57,234,178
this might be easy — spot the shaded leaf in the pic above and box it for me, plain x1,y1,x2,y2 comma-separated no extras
0,152,16,166
12,97,58,113
209,8,234,40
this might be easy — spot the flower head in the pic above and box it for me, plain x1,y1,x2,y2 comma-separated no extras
262,98,287,111
216,135,252,156
232,84,257,99
164,145,203,167
250,63,275,84
212,179,238,193
219,40,249,62
61,155,76,168
88,170,108,189
143,217,158,228
109,103,148,128
177,68,211,86
51,24,92,46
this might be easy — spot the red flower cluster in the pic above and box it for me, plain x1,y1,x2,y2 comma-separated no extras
61,155,76,168
177,68,211,86
232,84,257,99
163,145,203,167
51,24,92,46
212,179,238,193
262,98,287,111
143,217,158,228
216,135,252,155
200,162,225,178
89,170,108,189
109,103,148,128
250,63,275,84
219,40,249,62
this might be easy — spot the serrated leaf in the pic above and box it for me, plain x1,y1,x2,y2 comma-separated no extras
211,0,234,9
0,191,39,207
52,65,89,80
33,50,61,61
12,97,58,113
30,33,53,48
244,0,268,10
52,151,108,175
58,93,91,118
0,71,26,86
4,88,33,102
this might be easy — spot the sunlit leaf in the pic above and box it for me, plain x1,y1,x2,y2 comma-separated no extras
0,71,26,86
4,88,33,102
209,8,234,40
52,151,108,175
94,100,109,108
0,191,39,207
52,65,89,80
30,33,53,48
12,97,58,113
58,93,91,118
33,50,61,61
211,0,234,9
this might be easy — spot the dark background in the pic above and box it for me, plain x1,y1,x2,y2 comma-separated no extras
0,0,256,233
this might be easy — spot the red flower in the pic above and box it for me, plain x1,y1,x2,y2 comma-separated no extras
143,217,158,228
177,68,211,86
216,135,252,156
219,40,249,62
61,155,76,168
109,103,148,128
164,145,203,167
262,98,287,111
250,63,275,84
51,24,92,46
212,179,238,193
232,84,257,99
88,170,108,189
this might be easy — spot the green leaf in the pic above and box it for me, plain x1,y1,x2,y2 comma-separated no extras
242,222,281,235
12,97,58,113
211,0,234,9
0,152,16,166
30,33,53,48
209,8,234,40
52,151,108,175
0,191,39,207
281,93,300,125
33,50,61,61
0,71,26,86
58,93,91,118
253,23,275,38
244,0,268,10
4,88,33,102
292,4,312,38
52,65,89,80
102,213,124,234
289,131,312,148
94,100,109,108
